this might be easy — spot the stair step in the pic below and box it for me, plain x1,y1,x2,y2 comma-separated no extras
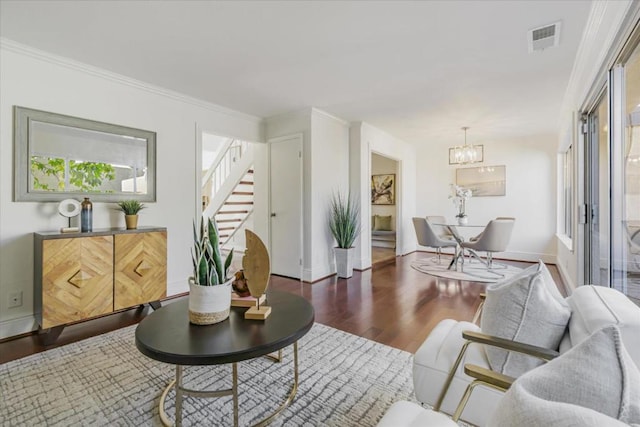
224,201,254,205
239,181,254,185
247,169,254,174
217,218,242,223
232,191,254,196
219,226,235,231
217,210,249,215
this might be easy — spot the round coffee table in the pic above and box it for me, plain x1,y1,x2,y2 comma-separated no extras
135,291,314,427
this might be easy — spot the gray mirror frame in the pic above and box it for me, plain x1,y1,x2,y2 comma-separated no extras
13,106,156,203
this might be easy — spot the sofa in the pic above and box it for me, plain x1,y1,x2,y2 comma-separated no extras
412,282,640,426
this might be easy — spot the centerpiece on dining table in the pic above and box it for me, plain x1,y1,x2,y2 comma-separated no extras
449,184,473,225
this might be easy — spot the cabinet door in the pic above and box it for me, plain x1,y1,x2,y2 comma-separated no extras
114,231,167,310
42,236,114,328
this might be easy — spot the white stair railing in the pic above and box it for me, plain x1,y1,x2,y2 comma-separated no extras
202,142,254,221
202,139,248,197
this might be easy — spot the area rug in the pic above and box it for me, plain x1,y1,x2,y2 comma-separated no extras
411,257,522,283
0,323,429,426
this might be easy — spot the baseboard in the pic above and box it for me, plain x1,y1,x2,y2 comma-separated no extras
0,315,38,340
415,248,556,264
498,251,556,264
302,266,334,283
352,255,376,271
555,258,576,294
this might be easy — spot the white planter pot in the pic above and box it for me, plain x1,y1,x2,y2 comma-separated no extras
188,279,232,325
335,247,354,278
457,216,468,225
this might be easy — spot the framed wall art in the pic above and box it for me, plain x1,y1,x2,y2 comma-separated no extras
456,165,506,197
371,174,395,205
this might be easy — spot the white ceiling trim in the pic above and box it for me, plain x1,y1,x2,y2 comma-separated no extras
560,0,638,118
311,107,350,126
0,37,263,125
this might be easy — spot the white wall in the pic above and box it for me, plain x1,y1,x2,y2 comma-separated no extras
371,153,398,228
350,122,417,269
310,110,350,280
0,41,262,339
415,134,558,262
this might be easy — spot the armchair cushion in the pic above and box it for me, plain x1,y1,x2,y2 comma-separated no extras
413,319,502,426
566,285,640,367
377,401,458,427
489,325,640,426
481,261,570,377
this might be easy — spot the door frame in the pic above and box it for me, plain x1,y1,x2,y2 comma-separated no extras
267,133,304,279
369,149,403,259
580,88,610,286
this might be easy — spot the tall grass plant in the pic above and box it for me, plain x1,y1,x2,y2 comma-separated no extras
329,192,361,249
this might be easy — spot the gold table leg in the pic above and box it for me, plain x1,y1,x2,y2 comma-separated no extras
253,341,299,427
158,342,299,427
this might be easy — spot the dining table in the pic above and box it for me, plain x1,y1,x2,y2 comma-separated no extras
433,222,486,271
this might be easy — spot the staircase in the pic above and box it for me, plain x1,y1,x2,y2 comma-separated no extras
201,139,254,248
214,169,254,246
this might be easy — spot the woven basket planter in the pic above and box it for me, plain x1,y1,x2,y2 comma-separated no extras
188,279,232,325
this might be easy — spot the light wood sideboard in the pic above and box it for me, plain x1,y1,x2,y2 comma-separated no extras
34,227,167,338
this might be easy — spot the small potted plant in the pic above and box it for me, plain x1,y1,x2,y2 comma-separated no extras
116,200,146,229
189,217,234,325
329,192,361,278
449,185,472,225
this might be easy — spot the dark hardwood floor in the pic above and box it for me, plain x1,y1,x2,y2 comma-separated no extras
0,252,564,364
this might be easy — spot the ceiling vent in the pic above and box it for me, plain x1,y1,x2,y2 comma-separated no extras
528,21,561,53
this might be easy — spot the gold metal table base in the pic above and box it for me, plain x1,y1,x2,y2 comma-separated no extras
159,343,298,427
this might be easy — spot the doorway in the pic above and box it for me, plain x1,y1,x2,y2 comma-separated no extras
371,152,399,266
269,134,303,279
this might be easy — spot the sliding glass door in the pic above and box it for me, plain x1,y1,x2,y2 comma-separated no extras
585,95,610,286
612,39,640,303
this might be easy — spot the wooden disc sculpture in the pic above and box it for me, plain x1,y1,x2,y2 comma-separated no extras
242,230,271,320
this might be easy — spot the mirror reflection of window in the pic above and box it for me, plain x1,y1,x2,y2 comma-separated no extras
28,120,148,195
14,106,156,202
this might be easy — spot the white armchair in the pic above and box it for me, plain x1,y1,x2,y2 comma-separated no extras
413,279,640,426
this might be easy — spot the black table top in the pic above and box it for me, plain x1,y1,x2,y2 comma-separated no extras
135,291,315,365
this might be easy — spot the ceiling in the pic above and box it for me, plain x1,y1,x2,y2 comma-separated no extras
0,0,592,146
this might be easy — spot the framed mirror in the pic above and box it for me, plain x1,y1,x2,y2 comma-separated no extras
14,106,156,202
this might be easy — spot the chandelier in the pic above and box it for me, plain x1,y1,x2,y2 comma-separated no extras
449,126,483,165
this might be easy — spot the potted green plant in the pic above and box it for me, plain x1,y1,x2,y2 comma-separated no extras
116,200,146,229
329,192,361,278
189,217,234,325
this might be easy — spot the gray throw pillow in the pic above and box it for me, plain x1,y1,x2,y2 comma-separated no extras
489,325,640,426
481,261,571,377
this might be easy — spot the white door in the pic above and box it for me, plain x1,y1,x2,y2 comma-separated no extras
269,135,303,279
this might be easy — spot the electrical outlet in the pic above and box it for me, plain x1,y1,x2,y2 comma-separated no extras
8,291,23,308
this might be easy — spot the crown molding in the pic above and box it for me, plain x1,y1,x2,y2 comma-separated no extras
264,106,350,127
561,0,639,115
0,37,262,125
311,107,350,126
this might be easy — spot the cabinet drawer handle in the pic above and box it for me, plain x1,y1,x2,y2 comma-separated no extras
134,260,152,277
68,270,93,288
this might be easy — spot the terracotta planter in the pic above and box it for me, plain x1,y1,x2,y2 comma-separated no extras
335,247,354,278
188,279,232,325
125,214,139,229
